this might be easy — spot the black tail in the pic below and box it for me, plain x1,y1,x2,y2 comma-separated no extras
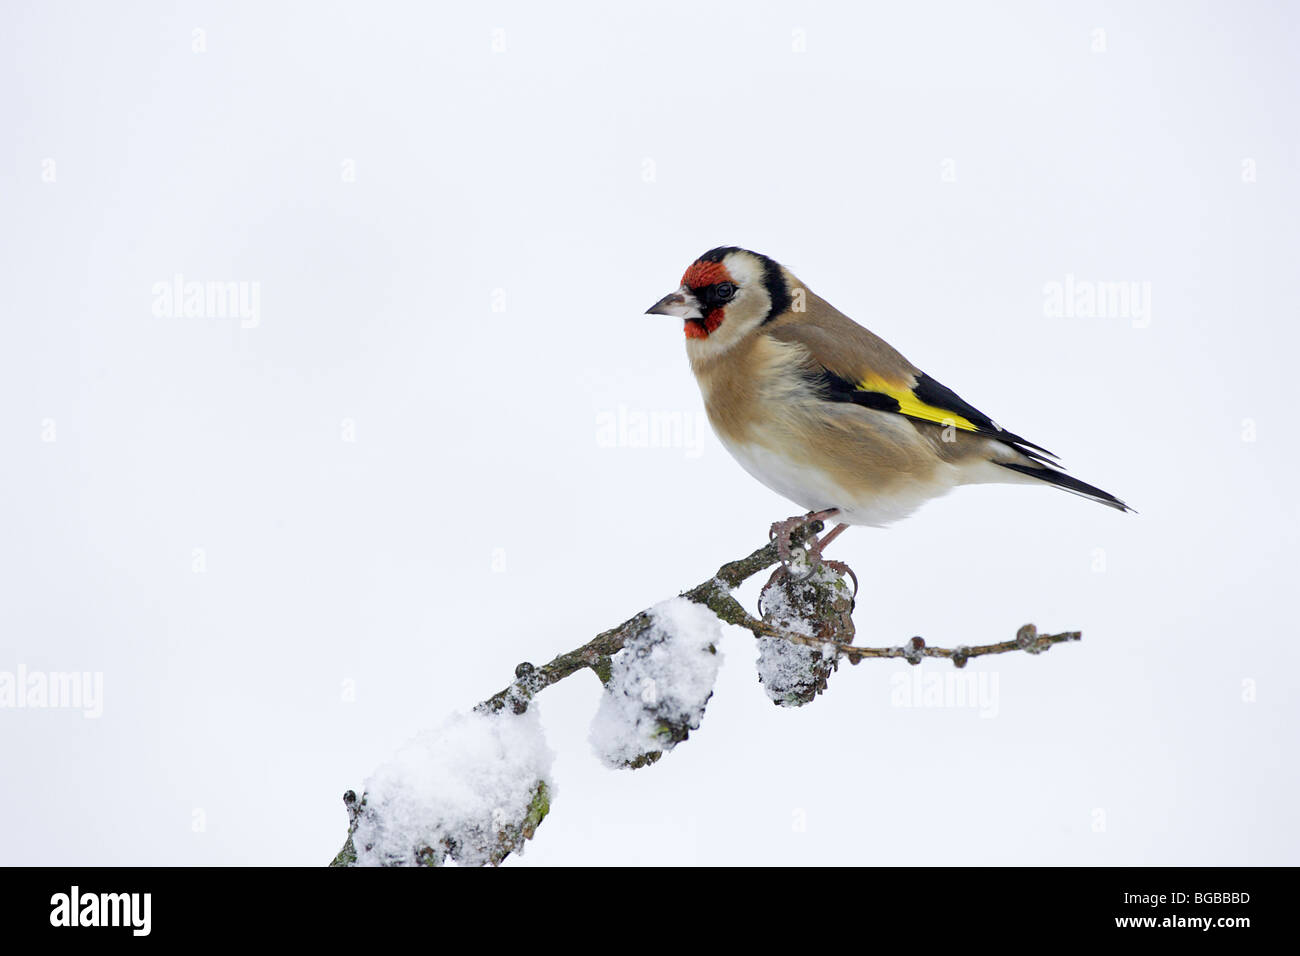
997,462,1134,513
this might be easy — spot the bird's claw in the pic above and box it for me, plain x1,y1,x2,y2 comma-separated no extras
769,509,842,577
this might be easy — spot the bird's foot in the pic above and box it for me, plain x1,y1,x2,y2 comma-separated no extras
769,509,840,572
806,523,856,595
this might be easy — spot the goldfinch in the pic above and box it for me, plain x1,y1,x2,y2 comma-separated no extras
646,247,1131,541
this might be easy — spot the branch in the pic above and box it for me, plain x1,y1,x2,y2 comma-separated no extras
477,518,1078,716
474,518,826,716
333,517,1082,865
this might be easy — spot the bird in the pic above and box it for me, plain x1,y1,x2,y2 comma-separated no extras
645,246,1131,556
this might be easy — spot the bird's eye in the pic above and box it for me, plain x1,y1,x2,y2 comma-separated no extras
715,282,736,301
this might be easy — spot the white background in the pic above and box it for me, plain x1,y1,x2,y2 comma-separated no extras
3,0,1297,865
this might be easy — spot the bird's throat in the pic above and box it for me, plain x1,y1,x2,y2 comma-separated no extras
684,309,725,339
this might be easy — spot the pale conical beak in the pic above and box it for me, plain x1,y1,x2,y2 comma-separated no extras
645,286,703,320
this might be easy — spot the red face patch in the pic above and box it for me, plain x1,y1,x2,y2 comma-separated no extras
681,260,731,290
681,259,733,339
684,309,726,339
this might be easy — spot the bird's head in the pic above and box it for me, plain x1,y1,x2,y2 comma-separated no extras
646,247,793,357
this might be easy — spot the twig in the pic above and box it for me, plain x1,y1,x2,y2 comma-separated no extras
476,519,1080,715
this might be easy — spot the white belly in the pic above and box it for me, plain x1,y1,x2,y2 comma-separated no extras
716,435,961,528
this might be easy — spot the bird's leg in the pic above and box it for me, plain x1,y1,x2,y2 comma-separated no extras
769,508,840,567
815,522,850,554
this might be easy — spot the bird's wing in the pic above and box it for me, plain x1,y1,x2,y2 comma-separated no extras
766,299,1058,463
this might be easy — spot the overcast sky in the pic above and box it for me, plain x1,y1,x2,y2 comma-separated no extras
3,0,1297,865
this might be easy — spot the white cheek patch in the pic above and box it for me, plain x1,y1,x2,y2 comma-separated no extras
721,253,764,287
723,254,774,327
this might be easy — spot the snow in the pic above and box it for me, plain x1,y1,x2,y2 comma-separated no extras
755,634,831,706
588,597,724,769
351,706,555,867
756,564,844,707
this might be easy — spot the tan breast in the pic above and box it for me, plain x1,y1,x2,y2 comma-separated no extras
690,330,958,514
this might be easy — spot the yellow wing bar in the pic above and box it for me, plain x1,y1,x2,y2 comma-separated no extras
857,374,979,432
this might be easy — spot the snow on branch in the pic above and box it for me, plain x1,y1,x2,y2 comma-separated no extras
331,516,1082,867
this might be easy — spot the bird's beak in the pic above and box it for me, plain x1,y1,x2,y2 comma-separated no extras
645,286,703,320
